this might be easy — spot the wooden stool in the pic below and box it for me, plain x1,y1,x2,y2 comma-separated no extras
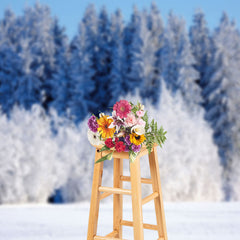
87,144,168,240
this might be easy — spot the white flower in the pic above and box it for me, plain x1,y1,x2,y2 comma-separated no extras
87,129,103,146
108,110,124,132
99,112,105,118
131,125,145,135
139,103,145,111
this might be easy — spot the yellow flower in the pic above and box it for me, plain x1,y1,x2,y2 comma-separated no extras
97,115,115,139
129,132,146,145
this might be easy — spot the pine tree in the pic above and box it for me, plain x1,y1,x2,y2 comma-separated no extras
128,10,156,101
80,4,99,114
0,9,20,114
108,9,125,106
189,9,211,90
49,18,70,116
202,13,240,190
68,22,95,123
0,46,20,114
19,3,56,110
161,12,201,110
0,9,18,46
122,6,141,93
141,2,164,106
91,7,112,111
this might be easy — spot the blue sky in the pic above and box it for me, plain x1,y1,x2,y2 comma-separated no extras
0,0,239,39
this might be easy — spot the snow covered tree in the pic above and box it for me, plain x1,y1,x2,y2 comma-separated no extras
123,6,162,105
0,45,20,114
68,22,95,123
108,9,125,106
189,9,211,90
127,10,157,103
49,18,70,116
49,51,70,117
161,12,202,110
0,105,71,203
0,9,18,45
122,82,223,201
18,3,56,110
74,4,99,115
142,2,164,105
229,137,240,200
90,7,112,111
202,13,240,199
14,35,42,110
122,6,141,93
0,9,20,114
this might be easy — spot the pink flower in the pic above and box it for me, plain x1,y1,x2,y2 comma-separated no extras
125,112,137,127
113,100,132,119
137,118,146,127
136,110,144,117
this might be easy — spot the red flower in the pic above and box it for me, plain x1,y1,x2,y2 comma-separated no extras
115,141,126,152
105,138,115,148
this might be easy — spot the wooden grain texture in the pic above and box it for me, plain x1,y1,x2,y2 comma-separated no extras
99,192,112,200
87,150,104,240
120,220,158,231
149,147,168,240
142,192,159,205
120,176,152,184
113,158,123,238
104,230,117,237
130,156,144,240
98,186,131,195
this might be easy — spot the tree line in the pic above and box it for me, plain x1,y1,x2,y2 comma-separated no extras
0,2,240,181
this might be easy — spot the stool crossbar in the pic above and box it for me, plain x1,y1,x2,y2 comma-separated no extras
87,144,168,240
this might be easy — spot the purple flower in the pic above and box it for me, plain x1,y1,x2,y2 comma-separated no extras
125,135,131,146
88,115,99,132
124,145,130,152
131,144,141,153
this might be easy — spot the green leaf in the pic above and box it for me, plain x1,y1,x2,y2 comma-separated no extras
142,111,149,132
129,151,138,163
130,102,134,107
131,105,138,115
106,152,113,160
99,145,110,152
95,152,113,164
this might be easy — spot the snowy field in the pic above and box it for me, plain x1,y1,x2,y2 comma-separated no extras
0,201,239,240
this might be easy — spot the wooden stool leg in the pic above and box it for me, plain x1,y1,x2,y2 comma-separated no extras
113,158,123,238
149,147,168,240
130,156,144,240
87,150,104,240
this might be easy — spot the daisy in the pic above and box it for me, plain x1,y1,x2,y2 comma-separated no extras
87,129,102,146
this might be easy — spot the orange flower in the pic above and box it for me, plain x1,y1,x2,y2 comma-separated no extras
97,115,115,139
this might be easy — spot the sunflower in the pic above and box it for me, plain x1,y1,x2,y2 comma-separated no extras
129,132,146,146
97,115,116,139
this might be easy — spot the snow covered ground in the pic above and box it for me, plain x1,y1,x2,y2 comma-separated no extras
0,201,239,240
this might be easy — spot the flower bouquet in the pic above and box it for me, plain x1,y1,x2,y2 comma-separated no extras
87,100,167,163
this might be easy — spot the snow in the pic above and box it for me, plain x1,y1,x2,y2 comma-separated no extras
0,202,239,240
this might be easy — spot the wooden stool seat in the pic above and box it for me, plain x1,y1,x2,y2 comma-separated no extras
87,144,168,240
